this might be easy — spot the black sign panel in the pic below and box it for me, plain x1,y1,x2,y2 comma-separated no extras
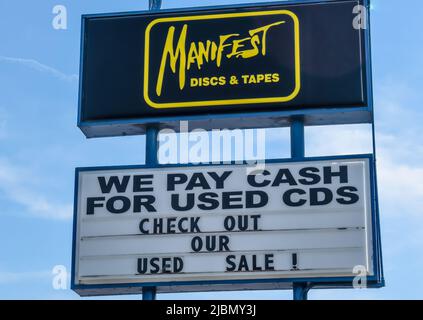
79,0,372,137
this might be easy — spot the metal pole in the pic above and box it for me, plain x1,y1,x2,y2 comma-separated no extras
290,117,305,159
290,117,309,300
149,0,162,11
142,0,162,301
143,285,157,300
143,128,159,301
145,126,159,165
293,283,309,300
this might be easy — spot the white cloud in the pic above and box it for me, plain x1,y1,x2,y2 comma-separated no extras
374,78,422,135
377,156,423,215
0,121,5,139
303,78,423,219
310,288,382,300
306,124,373,156
372,80,423,218
0,270,50,284
0,159,72,220
304,124,423,218
0,108,6,139
0,56,78,82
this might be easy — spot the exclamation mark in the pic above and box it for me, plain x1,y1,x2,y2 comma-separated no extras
292,253,299,271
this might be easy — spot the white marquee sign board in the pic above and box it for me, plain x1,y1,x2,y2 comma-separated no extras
72,157,376,295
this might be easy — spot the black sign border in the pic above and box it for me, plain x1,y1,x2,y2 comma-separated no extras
78,0,373,138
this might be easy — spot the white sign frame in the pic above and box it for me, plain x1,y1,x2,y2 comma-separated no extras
72,155,383,296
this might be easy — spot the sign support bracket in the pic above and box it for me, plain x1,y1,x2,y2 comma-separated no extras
290,116,311,300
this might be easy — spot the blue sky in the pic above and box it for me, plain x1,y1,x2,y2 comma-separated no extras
0,0,422,299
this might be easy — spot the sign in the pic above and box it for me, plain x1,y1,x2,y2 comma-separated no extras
144,10,300,109
78,0,372,138
72,155,383,296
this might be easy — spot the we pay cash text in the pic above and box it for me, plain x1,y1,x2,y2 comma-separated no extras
84,164,360,274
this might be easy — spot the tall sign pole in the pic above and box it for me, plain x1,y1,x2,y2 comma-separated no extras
142,0,162,303
290,117,308,300
142,127,158,300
